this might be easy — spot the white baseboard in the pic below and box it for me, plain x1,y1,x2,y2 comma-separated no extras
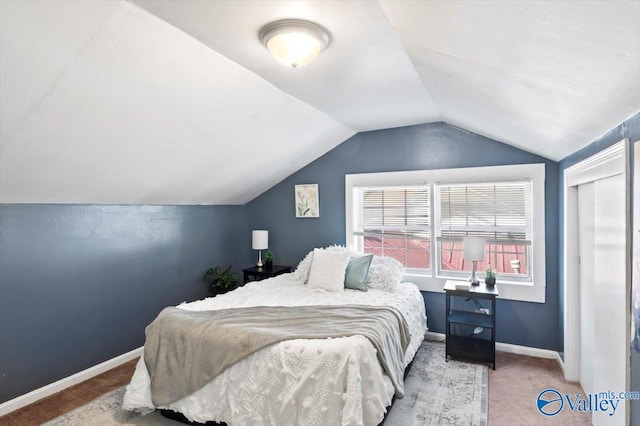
555,353,566,376
425,331,562,364
0,347,143,417
495,341,559,359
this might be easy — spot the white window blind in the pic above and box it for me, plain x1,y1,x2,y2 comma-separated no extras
436,181,533,279
353,186,430,270
437,181,532,243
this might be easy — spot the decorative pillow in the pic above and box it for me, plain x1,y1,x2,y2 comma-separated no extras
307,249,350,292
323,244,359,256
293,245,357,284
344,255,373,291
293,250,314,283
366,256,404,292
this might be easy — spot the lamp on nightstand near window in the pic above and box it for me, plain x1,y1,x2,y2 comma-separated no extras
463,236,485,286
252,230,269,267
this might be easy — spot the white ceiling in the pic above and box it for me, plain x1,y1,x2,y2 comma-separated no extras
1,0,638,204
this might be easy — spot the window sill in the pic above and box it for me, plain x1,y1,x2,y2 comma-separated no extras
403,273,545,303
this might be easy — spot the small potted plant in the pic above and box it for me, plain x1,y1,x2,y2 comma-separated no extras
204,265,238,296
484,265,497,287
264,250,274,270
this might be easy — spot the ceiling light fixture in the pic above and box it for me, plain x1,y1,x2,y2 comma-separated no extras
259,19,331,68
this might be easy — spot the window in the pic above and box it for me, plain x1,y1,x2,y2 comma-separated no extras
352,187,430,270
346,164,546,303
436,181,532,282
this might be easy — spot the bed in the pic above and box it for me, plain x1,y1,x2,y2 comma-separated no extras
123,251,427,426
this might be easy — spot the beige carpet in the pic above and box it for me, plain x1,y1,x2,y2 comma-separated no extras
489,351,591,425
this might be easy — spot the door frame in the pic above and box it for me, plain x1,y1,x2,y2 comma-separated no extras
563,139,631,423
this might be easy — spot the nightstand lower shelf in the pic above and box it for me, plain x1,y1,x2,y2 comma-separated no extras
446,335,494,365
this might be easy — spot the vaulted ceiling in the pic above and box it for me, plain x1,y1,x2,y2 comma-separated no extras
1,0,638,204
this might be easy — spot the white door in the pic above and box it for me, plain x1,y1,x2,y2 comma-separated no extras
577,173,626,425
578,181,595,397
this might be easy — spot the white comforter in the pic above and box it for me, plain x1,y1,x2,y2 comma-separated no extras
123,273,427,426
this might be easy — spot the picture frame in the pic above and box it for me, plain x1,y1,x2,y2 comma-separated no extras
295,184,319,218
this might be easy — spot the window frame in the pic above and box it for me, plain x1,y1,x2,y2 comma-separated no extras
345,163,546,303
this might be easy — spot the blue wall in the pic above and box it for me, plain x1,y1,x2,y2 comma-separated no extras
558,112,640,423
0,204,248,403
247,122,560,350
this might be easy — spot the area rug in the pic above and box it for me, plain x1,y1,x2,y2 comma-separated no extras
383,340,488,426
44,341,487,426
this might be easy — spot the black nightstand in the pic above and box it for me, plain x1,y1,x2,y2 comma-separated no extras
444,280,498,370
242,265,292,284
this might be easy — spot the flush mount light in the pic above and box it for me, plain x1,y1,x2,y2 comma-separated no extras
259,19,331,68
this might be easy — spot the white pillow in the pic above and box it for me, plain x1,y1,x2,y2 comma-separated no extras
293,250,314,283
366,256,404,292
323,244,359,256
307,249,350,292
293,245,358,284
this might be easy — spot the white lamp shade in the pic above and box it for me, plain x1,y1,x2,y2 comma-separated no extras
463,236,486,261
252,230,269,250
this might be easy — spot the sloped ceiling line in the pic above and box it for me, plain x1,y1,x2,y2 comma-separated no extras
1,0,638,205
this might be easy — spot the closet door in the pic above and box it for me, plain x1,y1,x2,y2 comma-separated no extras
578,181,595,397
577,173,626,425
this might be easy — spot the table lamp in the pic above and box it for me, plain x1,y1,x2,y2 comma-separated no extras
463,236,486,286
252,230,269,267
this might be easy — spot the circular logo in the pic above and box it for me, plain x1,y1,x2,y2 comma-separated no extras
537,389,563,416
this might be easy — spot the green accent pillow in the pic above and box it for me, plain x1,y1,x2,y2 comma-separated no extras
344,255,373,291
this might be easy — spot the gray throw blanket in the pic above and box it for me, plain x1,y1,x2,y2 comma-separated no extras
144,304,411,407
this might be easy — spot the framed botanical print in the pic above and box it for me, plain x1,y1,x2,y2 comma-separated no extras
295,184,319,218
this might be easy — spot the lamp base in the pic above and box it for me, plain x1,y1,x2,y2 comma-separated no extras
256,250,263,268
468,261,480,286
468,275,480,286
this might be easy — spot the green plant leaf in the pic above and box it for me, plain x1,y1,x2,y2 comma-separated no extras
203,265,238,294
